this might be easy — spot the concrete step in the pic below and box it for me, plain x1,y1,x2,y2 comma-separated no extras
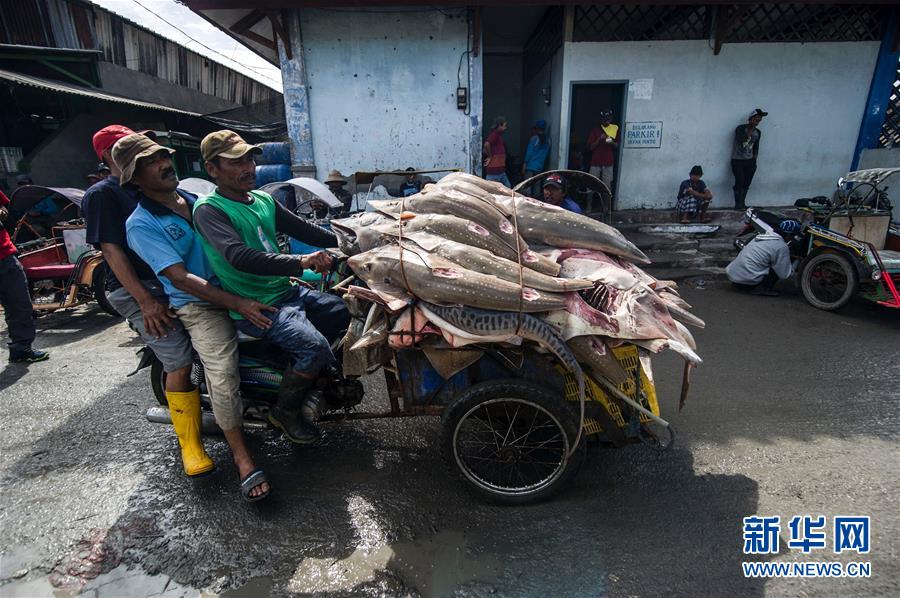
642,265,727,283
643,249,733,269
614,206,807,225
624,231,698,251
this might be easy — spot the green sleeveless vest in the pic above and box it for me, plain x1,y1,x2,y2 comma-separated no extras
194,190,291,318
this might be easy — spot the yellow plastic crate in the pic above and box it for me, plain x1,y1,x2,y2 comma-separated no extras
562,344,659,433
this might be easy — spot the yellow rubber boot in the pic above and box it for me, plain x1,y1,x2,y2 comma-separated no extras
166,388,215,476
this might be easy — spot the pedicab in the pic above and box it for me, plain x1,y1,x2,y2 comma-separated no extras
6,185,117,315
260,177,346,286
142,172,684,505
793,168,900,310
515,169,614,223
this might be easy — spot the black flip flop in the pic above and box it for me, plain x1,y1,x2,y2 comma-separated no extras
240,468,271,502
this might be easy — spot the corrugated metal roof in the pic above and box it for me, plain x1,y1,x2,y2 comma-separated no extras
0,67,201,115
0,0,279,104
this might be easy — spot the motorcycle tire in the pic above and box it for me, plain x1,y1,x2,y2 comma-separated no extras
441,379,585,506
92,266,120,318
800,252,858,311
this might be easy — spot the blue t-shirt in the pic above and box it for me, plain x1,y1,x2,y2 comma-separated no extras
561,196,582,214
524,135,551,172
33,195,58,215
126,190,218,309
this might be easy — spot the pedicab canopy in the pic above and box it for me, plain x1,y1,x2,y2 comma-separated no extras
259,177,345,212
8,186,84,215
177,177,217,197
840,168,900,186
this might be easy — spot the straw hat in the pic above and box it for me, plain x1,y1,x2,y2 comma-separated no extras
325,169,348,185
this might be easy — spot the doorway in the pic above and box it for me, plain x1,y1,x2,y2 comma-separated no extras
567,82,626,199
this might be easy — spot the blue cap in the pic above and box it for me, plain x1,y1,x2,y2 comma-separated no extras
535,119,547,129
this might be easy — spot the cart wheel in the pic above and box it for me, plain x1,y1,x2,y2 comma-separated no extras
800,252,858,311
441,379,584,505
92,266,120,317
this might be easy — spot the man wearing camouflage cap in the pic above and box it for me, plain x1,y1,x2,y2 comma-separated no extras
194,130,349,446
114,133,275,500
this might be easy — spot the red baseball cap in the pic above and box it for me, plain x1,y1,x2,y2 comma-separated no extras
92,125,135,159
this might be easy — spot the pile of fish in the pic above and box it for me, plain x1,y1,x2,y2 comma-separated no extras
333,172,704,395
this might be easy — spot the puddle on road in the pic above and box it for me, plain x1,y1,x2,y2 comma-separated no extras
289,530,501,597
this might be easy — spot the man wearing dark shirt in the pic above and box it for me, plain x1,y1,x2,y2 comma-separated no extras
0,190,48,363
324,170,353,214
399,167,422,197
731,109,767,210
194,130,350,445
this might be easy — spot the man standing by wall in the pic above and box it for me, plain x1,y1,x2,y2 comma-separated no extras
483,117,510,187
587,110,619,192
0,189,48,363
731,109,767,210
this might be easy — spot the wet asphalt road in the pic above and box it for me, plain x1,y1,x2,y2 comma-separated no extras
1,284,898,597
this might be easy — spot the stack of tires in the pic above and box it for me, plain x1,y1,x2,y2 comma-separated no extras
255,142,292,186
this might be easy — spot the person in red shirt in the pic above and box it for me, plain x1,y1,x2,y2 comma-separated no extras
586,109,620,191
482,116,510,188
0,190,49,363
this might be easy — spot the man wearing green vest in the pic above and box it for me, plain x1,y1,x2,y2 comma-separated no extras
193,130,350,445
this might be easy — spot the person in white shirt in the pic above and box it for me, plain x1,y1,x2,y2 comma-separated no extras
726,219,801,296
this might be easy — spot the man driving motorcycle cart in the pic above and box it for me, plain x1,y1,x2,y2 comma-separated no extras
194,130,350,446
114,133,275,501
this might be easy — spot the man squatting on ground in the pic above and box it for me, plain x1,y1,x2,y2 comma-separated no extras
193,131,350,446
726,219,801,297
114,133,274,500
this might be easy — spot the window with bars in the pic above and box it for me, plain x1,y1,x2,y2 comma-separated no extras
574,5,710,42
572,4,886,44
879,60,900,148
523,7,563,83
727,3,886,43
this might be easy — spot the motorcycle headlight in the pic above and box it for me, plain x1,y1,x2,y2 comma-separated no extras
872,269,882,281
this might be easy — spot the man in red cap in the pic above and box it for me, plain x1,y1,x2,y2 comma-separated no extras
83,126,194,412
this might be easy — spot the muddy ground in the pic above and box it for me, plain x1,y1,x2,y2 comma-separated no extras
1,284,898,597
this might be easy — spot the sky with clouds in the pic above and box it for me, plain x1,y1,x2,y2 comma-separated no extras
90,0,283,91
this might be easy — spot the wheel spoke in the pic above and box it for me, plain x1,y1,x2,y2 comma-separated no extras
455,397,571,495
501,405,521,447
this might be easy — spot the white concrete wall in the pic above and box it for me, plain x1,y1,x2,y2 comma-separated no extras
522,48,564,169
558,41,880,208
298,8,480,177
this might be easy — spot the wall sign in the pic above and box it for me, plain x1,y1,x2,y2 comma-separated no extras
628,78,654,100
624,121,663,148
